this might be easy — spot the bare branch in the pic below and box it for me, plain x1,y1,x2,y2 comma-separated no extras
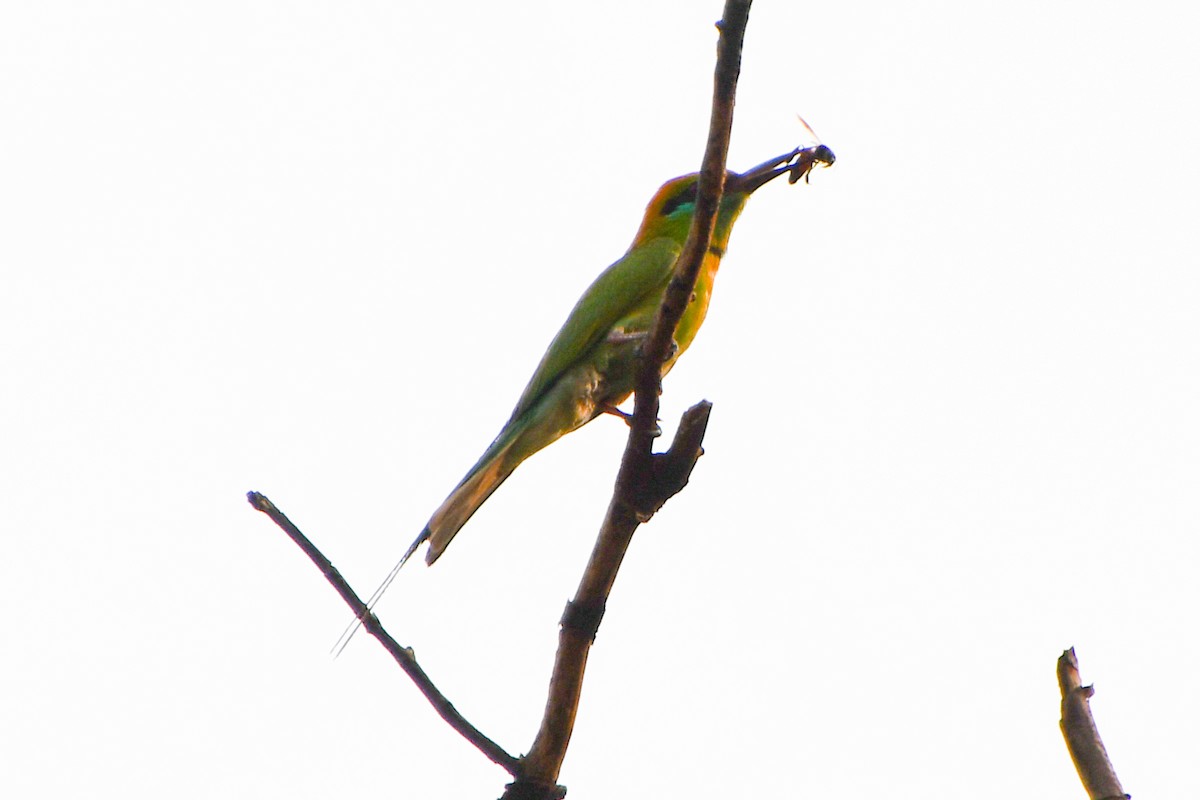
1058,647,1130,800
510,3,753,795
246,491,520,776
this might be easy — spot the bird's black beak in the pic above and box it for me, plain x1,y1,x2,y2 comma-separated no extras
731,144,836,194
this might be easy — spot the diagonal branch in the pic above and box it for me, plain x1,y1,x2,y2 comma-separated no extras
509,2,753,796
1057,648,1130,800
246,491,520,776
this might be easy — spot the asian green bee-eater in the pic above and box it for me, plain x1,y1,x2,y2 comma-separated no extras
401,146,833,570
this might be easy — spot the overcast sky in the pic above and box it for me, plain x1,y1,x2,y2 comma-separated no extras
3,2,1197,798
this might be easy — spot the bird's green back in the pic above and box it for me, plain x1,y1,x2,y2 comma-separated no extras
508,236,682,423
506,174,752,426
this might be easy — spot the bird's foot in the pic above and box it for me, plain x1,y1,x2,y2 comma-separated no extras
600,404,633,423
600,404,662,437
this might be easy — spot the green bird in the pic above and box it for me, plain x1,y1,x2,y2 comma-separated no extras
390,145,833,582
327,146,836,653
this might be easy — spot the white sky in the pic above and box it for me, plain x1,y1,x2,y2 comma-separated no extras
2,1,1197,797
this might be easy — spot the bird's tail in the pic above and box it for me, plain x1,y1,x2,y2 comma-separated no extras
329,537,424,657
331,417,544,655
420,382,593,564
330,508,451,656
422,435,520,564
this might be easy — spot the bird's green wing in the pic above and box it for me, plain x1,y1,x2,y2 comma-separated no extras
509,236,682,421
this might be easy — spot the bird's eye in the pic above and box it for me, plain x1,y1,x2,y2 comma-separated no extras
660,184,698,216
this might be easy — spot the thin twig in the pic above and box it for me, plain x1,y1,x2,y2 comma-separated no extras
510,2,753,795
246,491,520,776
1057,648,1130,800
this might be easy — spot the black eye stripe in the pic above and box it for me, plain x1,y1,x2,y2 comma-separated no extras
659,183,698,216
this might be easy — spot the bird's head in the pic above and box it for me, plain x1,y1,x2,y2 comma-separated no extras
631,145,834,248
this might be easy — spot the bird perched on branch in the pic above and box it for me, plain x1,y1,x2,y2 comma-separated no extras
359,144,833,617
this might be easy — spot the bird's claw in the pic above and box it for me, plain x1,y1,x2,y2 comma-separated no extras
600,404,662,437
601,404,633,423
